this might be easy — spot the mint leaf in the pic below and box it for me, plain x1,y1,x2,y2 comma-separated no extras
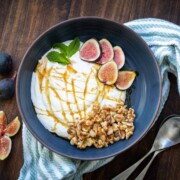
67,37,80,57
47,37,80,65
47,51,70,65
52,43,68,55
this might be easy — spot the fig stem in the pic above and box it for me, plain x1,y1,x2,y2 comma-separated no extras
11,71,17,81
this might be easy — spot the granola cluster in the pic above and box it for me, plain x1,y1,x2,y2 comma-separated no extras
67,103,136,149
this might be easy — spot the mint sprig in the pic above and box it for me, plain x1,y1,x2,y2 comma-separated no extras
67,37,80,57
52,43,68,55
47,37,80,65
47,51,70,65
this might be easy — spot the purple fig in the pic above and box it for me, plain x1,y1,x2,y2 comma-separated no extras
97,39,114,64
113,46,125,69
0,52,13,74
0,72,16,100
79,39,101,62
97,60,118,85
115,71,136,90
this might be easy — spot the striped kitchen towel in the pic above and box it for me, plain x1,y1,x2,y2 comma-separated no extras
19,18,180,180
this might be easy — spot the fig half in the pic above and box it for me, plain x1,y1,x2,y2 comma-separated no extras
3,117,20,137
0,111,7,133
113,46,125,69
97,39,114,64
115,71,136,90
0,135,12,160
79,39,101,62
98,60,118,85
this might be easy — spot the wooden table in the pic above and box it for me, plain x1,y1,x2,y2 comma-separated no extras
0,0,179,179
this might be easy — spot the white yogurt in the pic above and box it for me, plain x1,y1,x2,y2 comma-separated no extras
31,40,126,138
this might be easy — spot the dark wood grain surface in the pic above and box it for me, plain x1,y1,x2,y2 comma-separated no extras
0,0,180,179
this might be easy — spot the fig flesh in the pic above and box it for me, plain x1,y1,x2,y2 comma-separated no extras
97,39,114,64
3,117,20,137
0,111,7,133
113,46,125,69
98,60,118,85
0,135,12,160
115,71,136,90
79,39,101,62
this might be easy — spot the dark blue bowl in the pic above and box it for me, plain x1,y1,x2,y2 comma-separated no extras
16,17,162,160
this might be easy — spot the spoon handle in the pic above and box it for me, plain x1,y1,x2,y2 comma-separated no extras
135,150,163,180
112,149,153,180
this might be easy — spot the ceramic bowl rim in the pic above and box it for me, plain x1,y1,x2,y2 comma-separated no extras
16,16,162,160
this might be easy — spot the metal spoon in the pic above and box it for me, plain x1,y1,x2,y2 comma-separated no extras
112,115,180,180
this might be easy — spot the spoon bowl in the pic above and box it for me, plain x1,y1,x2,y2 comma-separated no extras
153,116,180,151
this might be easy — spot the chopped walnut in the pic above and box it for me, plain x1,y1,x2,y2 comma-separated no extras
67,103,136,149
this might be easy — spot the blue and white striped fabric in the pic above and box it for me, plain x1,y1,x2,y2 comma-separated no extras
19,18,180,180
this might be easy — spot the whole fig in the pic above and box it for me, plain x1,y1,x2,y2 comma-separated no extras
0,72,16,100
0,52,13,74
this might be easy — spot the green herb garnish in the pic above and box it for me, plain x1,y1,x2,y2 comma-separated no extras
67,37,80,57
52,43,68,55
47,37,80,65
47,51,70,65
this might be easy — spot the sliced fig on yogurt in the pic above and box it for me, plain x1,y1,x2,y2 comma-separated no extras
115,71,136,90
113,46,125,69
98,60,118,85
97,39,114,64
79,39,101,62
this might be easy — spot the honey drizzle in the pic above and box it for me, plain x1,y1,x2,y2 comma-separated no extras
67,64,77,74
83,70,93,117
35,62,125,130
72,79,82,119
45,68,53,112
77,95,92,102
35,59,47,93
51,75,63,79
50,87,68,122
36,70,44,92
52,121,58,132
35,106,47,112
94,71,106,103
34,106,67,127
46,110,67,127
44,67,67,127
62,70,75,120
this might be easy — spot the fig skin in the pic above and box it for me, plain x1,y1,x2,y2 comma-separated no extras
0,72,16,100
113,46,125,69
0,135,12,160
97,39,114,64
97,60,118,85
0,52,13,74
79,38,101,62
115,71,136,90
3,117,20,137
